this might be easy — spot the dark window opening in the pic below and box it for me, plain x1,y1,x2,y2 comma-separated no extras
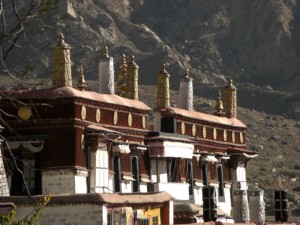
216,164,224,197
152,216,158,225
138,218,149,225
201,162,208,186
10,150,41,196
131,156,140,192
170,158,178,182
161,117,176,133
113,155,121,192
188,161,194,195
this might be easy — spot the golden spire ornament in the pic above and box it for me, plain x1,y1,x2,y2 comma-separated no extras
77,65,87,91
215,89,224,117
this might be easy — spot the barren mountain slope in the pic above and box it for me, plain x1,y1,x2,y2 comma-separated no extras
3,0,300,119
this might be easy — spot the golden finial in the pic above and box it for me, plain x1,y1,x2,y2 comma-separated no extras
156,63,170,109
131,55,135,63
127,55,138,69
58,33,65,43
77,65,87,91
226,78,237,90
159,63,169,75
215,89,224,116
185,69,190,78
55,33,70,49
121,54,126,65
116,54,127,96
103,46,109,59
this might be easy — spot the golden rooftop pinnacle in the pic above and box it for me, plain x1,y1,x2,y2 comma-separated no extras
128,55,139,69
103,46,109,59
159,63,169,75
77,65,87,91
185,68,190,78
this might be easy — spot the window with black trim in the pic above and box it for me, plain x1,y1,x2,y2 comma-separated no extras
10,149,41,195
187,161,194,195
152,216,158,225
131,155,140,192
216,163,224,197
170,158,179,182
201,162,208,186
138,218,149,225
113,154,121,192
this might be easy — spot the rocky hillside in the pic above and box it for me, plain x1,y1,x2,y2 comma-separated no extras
3,0,300,119
1,0,300,216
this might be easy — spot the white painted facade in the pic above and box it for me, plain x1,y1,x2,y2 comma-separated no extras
42,169,88,195
153,182,190,200
90,146,110,193
231,163,247,191
193,182,204,205
121,180,133,193
139,182,148,193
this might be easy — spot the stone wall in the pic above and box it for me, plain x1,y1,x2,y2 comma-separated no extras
42,169,87,195
15,204,104,225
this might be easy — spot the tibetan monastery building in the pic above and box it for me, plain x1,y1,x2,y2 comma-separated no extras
0,34,258,225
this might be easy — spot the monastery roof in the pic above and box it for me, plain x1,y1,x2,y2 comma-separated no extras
160,107,246,128
0,87,151,111
0,192,174,206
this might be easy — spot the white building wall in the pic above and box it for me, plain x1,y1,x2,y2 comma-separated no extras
159,160,168,182
193,184,203,205
75,175,87,193
169,200,174,225
42,169,87,195
121,180,133,193
139,183,148,193
217,184,232,216
153,182,189,200
151,159,168,183
231,163,247,191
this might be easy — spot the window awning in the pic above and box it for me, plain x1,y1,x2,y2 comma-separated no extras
194,181,203,187
7,140,44,153
122,175,135,181
140,177,151,183
112,144,130,154
201,155,218,162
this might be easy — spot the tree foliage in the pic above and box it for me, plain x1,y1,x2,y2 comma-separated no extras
0,0,57,77
0,194,51,225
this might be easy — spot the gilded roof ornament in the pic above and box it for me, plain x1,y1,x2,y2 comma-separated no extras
55,33,70,49
215,89,224,117
77,65,87,91
121,54,126,65
159,64,169,76
225,78,237,90
185,68,190,78
128,55,139,69
102,46,109,59
116,54,127,96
